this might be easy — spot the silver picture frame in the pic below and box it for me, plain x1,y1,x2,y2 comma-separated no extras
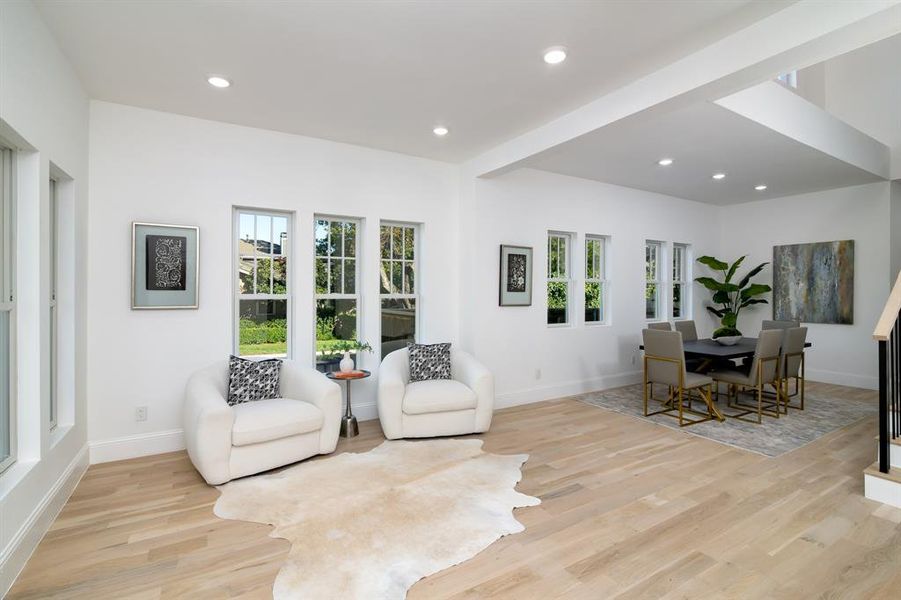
499,244,533,306
131,221,199,309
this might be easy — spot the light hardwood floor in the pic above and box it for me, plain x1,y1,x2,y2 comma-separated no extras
10,382,901,599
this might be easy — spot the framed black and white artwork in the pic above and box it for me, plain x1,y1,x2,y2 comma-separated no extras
499,244,532,306
132,222,199,309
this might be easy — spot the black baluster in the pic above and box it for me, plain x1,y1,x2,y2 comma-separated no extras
879,339,889,473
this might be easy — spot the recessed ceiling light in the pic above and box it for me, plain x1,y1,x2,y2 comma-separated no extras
432,126,449,137
657,158,674,166
755,184,768,191
712,173,726,180
207,76,231,88
543,47,567,65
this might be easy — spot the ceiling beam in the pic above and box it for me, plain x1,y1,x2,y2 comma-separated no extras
466,0,901,178
716,81,891,179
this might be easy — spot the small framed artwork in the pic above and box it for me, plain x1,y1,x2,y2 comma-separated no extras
499,244,533,306
132,222,199,309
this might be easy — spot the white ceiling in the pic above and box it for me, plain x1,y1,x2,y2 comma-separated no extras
522,102,881,205
35,0,791,162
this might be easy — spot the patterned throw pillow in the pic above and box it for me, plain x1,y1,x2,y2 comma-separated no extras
227,355,282,406
407,343,452,382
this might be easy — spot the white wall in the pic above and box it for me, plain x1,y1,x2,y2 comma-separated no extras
0,1,90,595
463,169,723,405
87,101,459,460
719,182,891,389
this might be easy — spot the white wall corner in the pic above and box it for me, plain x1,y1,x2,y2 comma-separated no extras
0,444,89,597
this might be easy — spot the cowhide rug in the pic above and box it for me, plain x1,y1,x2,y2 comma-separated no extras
213,439,539,599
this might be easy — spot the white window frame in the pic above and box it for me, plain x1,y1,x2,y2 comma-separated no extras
584,235,609,325
379,221,420,357
1,145,16,474
672,243,690,320
547,231,572,327
314,216,362,363
645,240,662,322
48,176,58,430
233,208,293,358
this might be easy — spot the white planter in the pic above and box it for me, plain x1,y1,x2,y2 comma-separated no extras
339,351,355,373
716,335,741,346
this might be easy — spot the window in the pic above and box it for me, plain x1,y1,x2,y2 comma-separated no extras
315,217,360,367
49,177,59,430
585,236,608,324
380,223,417,357
235,209,290,358
1,146,14,472
672,243,690,319
777,70,798,89
645,241,661,320
547,232,571,325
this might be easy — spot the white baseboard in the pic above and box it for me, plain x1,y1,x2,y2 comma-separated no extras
495,370,643,409
806,368,878,390
89,429,185,464
0,444,89,597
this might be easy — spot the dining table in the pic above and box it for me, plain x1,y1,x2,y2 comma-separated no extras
639,336,812,371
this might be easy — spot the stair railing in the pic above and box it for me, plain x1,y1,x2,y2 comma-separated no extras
873,271,901,473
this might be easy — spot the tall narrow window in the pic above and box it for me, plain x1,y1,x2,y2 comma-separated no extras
547,232,571,325
49,177,59,430
380,223,417,357
585,235,608,324
645,241,661,321
315,217,360,369
1,146,15,472
672,243,689,319
235,209,290,358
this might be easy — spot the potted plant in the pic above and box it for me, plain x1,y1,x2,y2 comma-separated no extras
695,255,771,345
335,340,373,373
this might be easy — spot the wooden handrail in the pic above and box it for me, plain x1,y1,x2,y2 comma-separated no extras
874,271,901,341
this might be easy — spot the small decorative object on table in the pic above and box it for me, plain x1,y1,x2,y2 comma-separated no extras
326,369,371,437
333,340,373,374
695,254,771,340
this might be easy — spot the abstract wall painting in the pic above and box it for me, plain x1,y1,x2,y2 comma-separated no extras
499,245,532,306
132,222,199,309
772,240,854,324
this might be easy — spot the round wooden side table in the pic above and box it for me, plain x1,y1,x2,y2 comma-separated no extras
326,369,371,438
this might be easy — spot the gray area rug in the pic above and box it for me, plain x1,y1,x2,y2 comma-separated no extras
576,384,877,457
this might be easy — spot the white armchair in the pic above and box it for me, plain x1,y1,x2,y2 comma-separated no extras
183,359,341,485
378,348,494,439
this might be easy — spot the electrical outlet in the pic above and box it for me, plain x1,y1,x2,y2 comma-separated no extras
535,368,541,380
135,406,148,422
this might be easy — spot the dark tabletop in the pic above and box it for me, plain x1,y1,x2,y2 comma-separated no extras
640,338,812,359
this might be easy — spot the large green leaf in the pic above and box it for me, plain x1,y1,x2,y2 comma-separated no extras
738,262,768,289
725,255,745,283
721,312,738,328
740,298,769,308
712,290,731,305
705,306,725,318
696,277,740,293
697,255,729,272
740,283,772,300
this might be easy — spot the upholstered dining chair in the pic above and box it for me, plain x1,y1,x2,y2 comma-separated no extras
642,328,724,427
673,320,698,341
779,327,808,411
648,322,672,331
711,329,783,424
